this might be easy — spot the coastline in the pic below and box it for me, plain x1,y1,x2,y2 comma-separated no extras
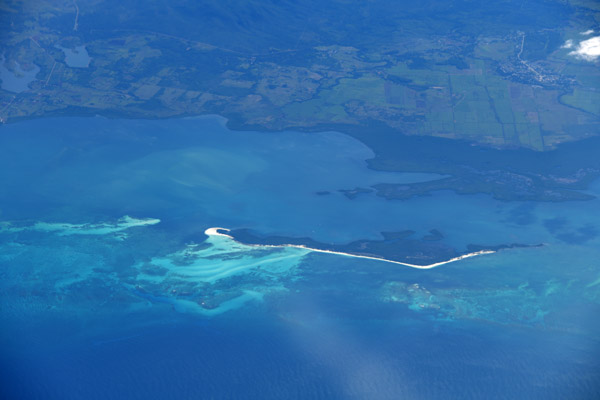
204,227,495,270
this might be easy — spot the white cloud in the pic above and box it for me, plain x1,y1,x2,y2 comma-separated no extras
569,36,600,61
580,29,594,36
561,39,574,49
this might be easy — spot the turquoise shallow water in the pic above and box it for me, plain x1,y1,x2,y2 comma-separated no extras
0,116,599,399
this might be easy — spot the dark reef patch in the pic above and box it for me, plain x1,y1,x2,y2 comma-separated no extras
556,225,598,245
506,203,537,226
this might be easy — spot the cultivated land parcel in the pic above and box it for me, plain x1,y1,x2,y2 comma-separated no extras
1,0,599,151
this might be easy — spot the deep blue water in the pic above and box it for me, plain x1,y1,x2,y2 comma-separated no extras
1,116,599,399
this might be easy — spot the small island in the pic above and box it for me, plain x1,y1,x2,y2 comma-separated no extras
204,227,540,269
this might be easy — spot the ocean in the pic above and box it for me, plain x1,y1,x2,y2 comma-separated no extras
0,116,598,399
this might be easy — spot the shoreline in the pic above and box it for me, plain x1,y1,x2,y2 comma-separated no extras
204,227,495,270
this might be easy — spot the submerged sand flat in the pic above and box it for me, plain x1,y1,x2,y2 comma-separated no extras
140,232,309,284
0,216,161,236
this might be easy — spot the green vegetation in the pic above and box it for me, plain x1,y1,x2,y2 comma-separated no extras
0,0,598,152
561,88,600,116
